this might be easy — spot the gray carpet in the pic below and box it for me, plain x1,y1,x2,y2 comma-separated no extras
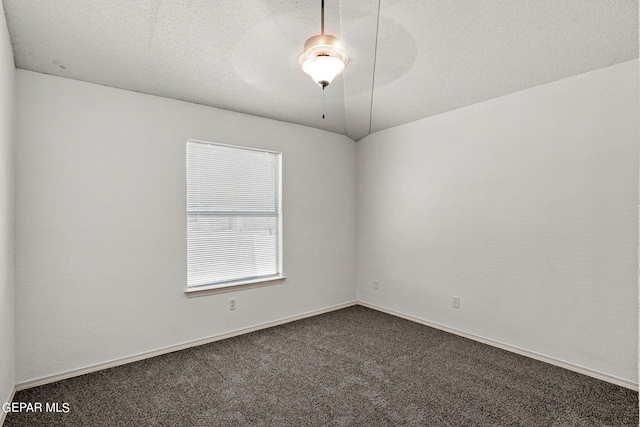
5,306,638,426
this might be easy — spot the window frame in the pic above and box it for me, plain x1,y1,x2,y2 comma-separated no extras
185,138,285,295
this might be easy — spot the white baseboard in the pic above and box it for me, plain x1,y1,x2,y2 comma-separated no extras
16,301,358,391
14,300,638,393
358,301,638,391
0,385,16,426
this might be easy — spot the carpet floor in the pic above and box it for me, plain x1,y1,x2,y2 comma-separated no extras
5,306,638,426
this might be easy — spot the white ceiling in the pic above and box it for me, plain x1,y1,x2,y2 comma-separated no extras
3,0,638,141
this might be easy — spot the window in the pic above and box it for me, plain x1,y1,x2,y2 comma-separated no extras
186,139,283,292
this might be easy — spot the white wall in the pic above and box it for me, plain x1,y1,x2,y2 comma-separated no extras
0,4,15,409
357,60,639,384
15,70,356,384
10,58,639,388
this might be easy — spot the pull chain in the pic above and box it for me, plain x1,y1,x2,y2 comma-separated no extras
322,86,325,119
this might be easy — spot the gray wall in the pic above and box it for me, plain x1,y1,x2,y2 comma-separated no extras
15,70,356,384
0,4,15,412
356,60,639,384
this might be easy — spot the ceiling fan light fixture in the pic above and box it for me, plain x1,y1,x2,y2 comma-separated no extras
299,0,348,89
299,34,349,87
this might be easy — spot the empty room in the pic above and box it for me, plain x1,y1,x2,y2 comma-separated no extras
0,1,638,426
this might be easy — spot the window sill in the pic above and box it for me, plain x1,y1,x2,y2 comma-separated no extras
185,275,286,297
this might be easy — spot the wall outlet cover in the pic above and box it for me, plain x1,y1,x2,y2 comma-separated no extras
452,296,460,309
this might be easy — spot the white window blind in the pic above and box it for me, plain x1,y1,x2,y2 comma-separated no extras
186,140,282,289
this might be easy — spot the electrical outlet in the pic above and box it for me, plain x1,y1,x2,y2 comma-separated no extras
452,296,460,309
229,297,236,311
373,280,379,290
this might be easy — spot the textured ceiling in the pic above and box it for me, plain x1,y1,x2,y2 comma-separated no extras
3,0,638,141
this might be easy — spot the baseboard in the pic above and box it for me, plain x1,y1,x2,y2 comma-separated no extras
16,301,358,391
0,385,16,426
15,299,637,393
358,301,638,391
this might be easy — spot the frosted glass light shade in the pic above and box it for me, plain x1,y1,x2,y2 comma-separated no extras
299,34,349,88
301,55,345,87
